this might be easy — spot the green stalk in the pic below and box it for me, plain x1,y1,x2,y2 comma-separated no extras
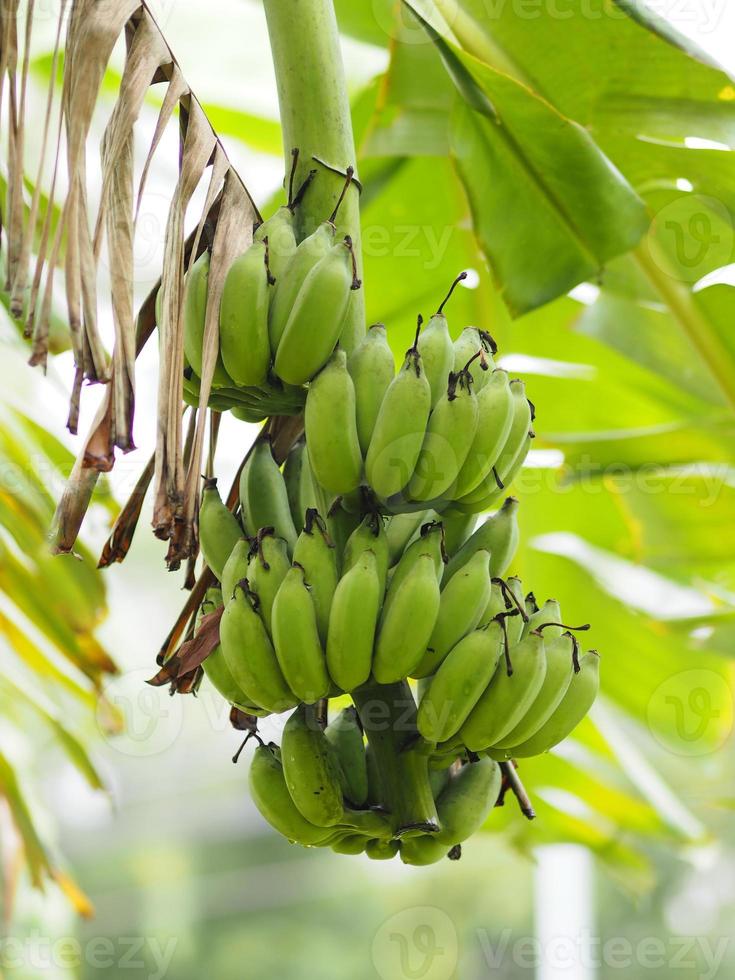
352,680,440,836
263,0,364,351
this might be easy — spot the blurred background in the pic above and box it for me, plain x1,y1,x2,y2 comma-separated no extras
2,0,735,977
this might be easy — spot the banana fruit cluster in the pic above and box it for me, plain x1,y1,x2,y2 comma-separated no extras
178,167,361,421
304,288,535,515
248,702,503,864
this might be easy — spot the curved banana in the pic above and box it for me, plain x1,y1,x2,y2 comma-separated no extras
271,564,330,703
399,835,448,866
325,707,369,806
220,581,296,713
460,632,547,751
433,757,502,845
342,513,389,598
417,622,504,743
239,438,298,553
382,522,445,622
452,327,494,391
253,203,297,281
331,834,368,855
406,366,479,502
326,548,381,692
443,496,520,584
183,250,231,387
348,324,395,454
365,336,432,500
453,369,514,499
274,237,360,385
281,703,345,826
505,651,600,759
282,439,318,534
366,839,400,861
523,599,563,639
385,510,429,566
220,540,252,605
292,509,338,642
198,478,244,580
246,532,291,636
373,553,441,684
198,588,261,712
417,314,454,409
249,743,335,846
304,349,363,495
440,511,476,557
219,241,272,387
412,549,492,678
494,632,575,749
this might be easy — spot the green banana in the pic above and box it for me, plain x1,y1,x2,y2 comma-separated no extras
342,513,389,597
281,704,345,826
460,632,547,751
325,707,369,806
443,497,520,584
253,209,297,282
324,501,361,564
271,565,330,702
385,510,429,565
246,532,291,636
239,439,298,552
274,237,360,385
249,743,335,846
230,404,267,424
433,757,502,845
505,651,600,759
417,312,454,409
452,327,494,391
365,334,432,500
221,539,252,604
412,549,492,678
331,834,368,855
183,251,232,387
417,622,504,743
220,581,296,713
219,241,272,387
292,509,338,642
326,548,381,692
399,835,448,866
348,324,395,454
494,632,575,748
453,369,514,499
373,553,441,684
198,478,244,580
524,599,563,639
382,522,445,622
406,365,479,503
366,839,400,861
282,439,318,533
304,350,363,495
440,511,476,557
198,588,259,711
268,166,352,349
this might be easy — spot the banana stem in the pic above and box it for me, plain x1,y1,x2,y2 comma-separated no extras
263,0,364,351
352,680,440,836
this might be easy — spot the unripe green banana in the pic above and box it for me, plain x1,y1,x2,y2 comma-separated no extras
348,324,395,454
331,834,368,855
254,200,298,278
282,439,318,533
433,757,502,845
417,314,454,409
198,588,259,711
385,510,429,565
504,651,600,758
249,743,335,846
428,765,451,798
382,523,445,622
271,565,330,702
198,478,244,580
304,350,363,495
292,509,338,642
373,553,441,684
365,339,432,499
417,622,504,743
342,514,389,597
406,367,479,503
524,599,563,639
444,497,520,584
440,511,476,557
325,501,361,565
220,581,296,713
230,404,267,424
399,835,448,866
495,632,576,749
274,237,360,385
366,839,400,861
453,369,514,499
325,707,369,806
326,549,381,692
246,532,291,635
219,241,272,388
412,549,492,678
268,222,334,349
281,704,345,827
452,327,494,391
460,632,547,751
183,251,232,387
239,439,298,553
221,539,252,604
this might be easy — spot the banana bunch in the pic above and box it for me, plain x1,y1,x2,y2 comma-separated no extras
303,274,535,511
416,581,600,766
176,163,361,420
